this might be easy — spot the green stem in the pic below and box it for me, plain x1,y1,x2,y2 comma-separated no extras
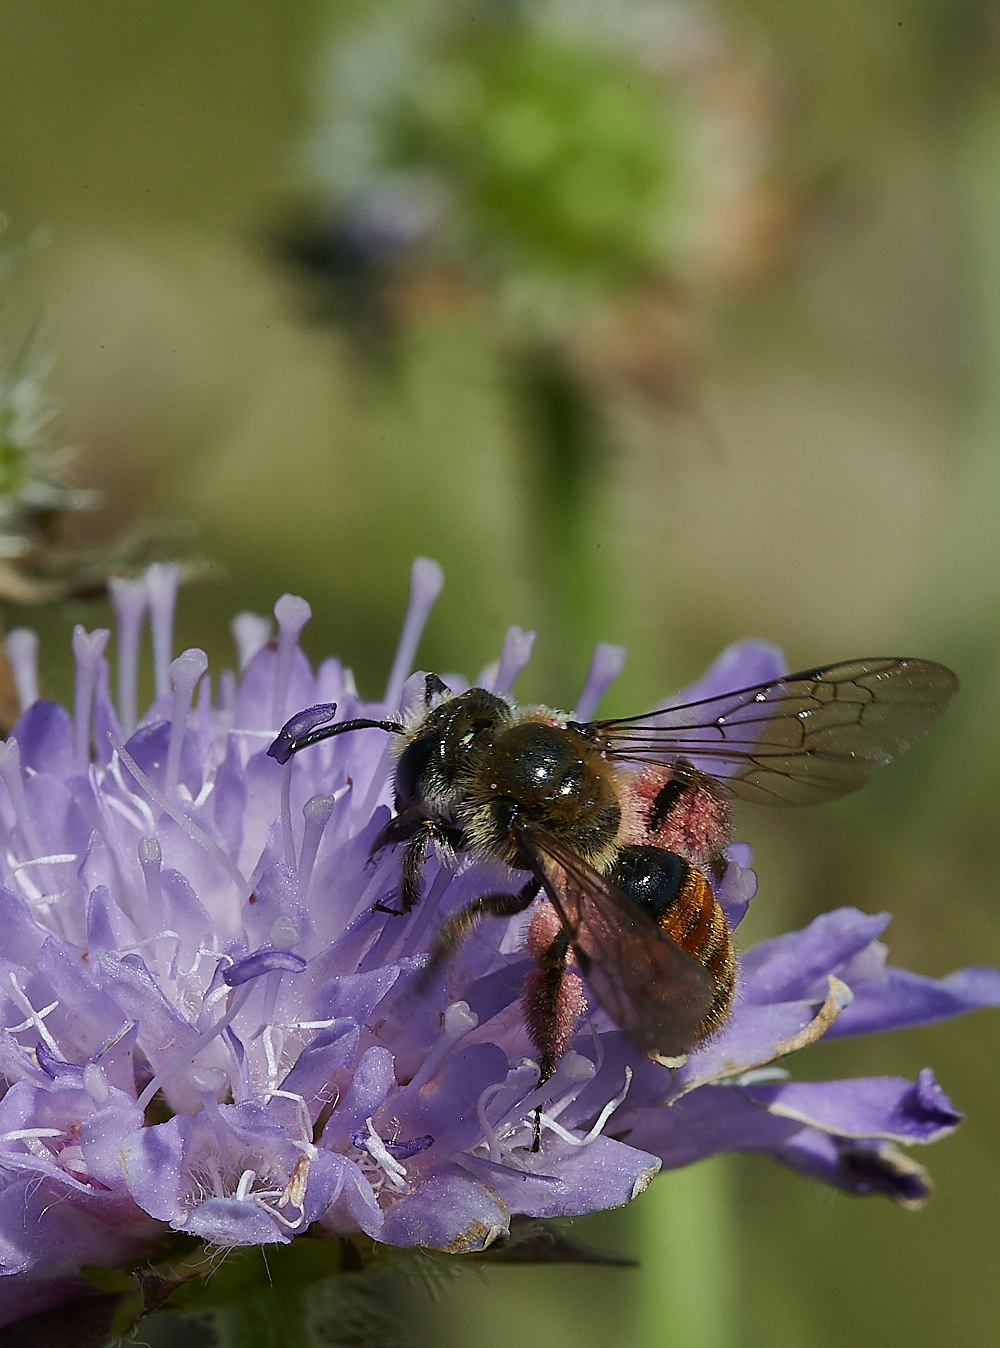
631,1158,738,1348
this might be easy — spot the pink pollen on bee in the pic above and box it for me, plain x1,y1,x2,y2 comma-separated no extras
525,904,562,960
522,967,588,1065
621,765,731,865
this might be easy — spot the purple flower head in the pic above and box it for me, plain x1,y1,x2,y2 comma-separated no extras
0,557,995,1330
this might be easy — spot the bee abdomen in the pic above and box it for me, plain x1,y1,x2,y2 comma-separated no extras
608,844,736,1039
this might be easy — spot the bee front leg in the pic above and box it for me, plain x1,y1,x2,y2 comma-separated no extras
398,825,432,914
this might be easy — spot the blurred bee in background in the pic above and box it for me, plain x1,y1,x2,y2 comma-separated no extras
272,658,958,1093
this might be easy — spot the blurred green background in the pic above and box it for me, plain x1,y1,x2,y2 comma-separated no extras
1,1,999,1345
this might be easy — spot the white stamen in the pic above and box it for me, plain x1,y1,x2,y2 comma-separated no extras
72,626,110,772
492,626,536,698
146,563,180,700
108,577,148,737
361,1117,409,1191
112,736,249,898
11,854,78,871
108,754,157,831
573,643,627,722
256,1195,307,1230
235,1168,257,1202
498,1051,595,1128
103,793,149,834
166,649,209,795
733,1067,791,1087
383,557,444,712
0,1128,63,1143
473,1061,541,1162
477,1081,518,1164
263,1022,283,1096
537,1067,633,1147
231,612,272,672
271,594,311,729
0,738,41,857
10,872,70,918
7,973,60,1056
4,628,38,712
268,1089,317,1157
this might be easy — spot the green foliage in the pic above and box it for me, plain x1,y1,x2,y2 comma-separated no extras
389,25,686,293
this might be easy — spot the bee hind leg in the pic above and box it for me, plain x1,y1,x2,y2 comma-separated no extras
523,931,590,1152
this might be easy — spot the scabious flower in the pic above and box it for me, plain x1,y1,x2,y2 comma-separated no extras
0,557,996,1331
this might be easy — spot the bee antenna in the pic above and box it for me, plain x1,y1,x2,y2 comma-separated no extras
268,710,405,764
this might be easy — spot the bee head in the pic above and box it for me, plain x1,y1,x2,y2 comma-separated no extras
394,686,512,810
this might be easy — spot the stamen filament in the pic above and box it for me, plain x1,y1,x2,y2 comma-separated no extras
537,1067,633,1146
146,563,180,701
230,612,272,672
280,759,295,871
112,734,250,899
72,626,110,772
138,836,163,935
297,791,344,896
0,739,42,858
108,576,147,737
492,626,536,698
4,628,38,712
271,594,311,729
136,981,253,1112
573,643,627,722
383,557,444,712
166,649,209,795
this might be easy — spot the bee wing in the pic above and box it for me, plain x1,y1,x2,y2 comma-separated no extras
512,823,717,1058
584,658,958,806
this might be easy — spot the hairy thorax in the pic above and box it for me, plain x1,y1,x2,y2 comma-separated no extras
461,711,623,871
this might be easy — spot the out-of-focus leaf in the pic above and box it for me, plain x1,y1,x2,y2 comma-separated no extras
3,1292,122,1348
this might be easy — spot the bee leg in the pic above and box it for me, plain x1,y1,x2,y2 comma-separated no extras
376,821,473,915
524,931,572,1153
399,825,432,914
426,878,541,967
372,823,434,915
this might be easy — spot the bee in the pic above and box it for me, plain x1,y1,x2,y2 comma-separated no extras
269,658,958,1089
